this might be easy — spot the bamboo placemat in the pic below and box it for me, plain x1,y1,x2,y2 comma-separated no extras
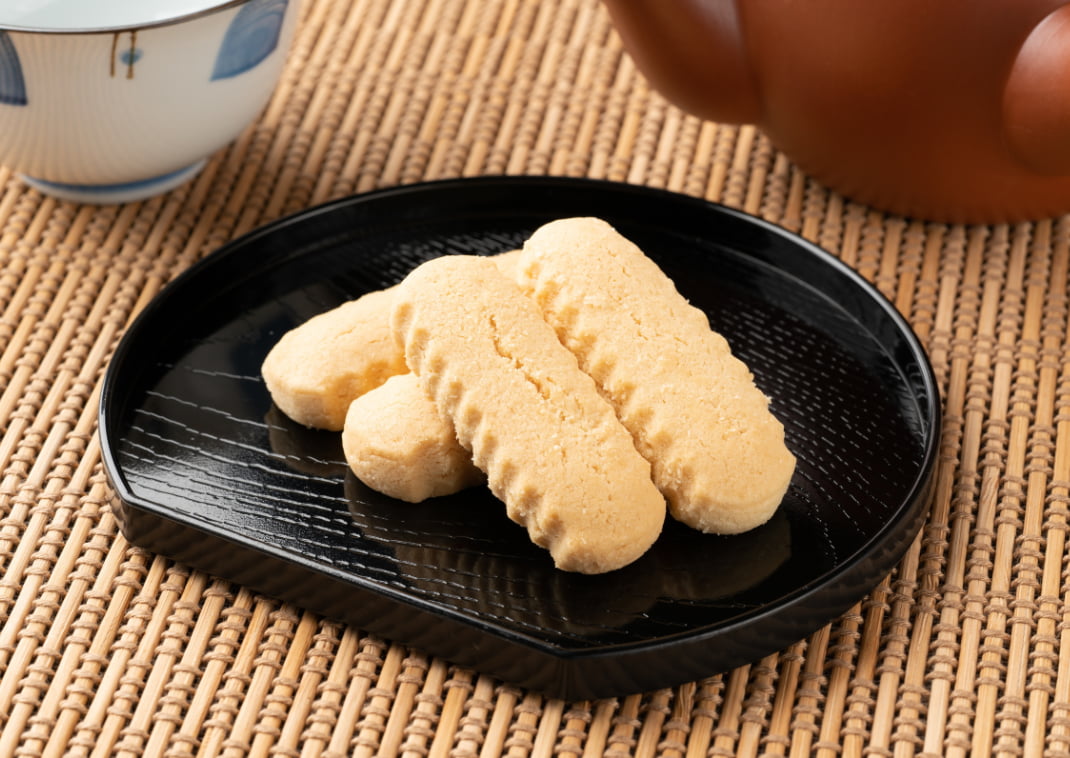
0,0,1066,755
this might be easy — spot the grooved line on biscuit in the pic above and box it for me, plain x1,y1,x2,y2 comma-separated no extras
484,313,606,471
486,313,562,406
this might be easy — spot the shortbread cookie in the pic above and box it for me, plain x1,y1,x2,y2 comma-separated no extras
262,250,521,431
392,254,666,574
262,288,407,430
518,217,795,534
342,373,484,502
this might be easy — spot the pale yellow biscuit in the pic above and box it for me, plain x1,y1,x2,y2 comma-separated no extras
518,217,795,534
342,373,484,502
262,250,521,431
392,254,666,574
262,288,407,431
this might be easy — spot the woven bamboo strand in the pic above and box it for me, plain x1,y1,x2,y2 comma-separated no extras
27,183,245,758
907,226,980,758
968,224,1027,758
383,650,436,758
547,5,613,178
275,621,346,755
1020,219,1068,757
474,687,519,758
378,1,466,187
262,0,364,218
0,199,154,718
91,560,188,755
109,570,210,757
992,224,1057,756
906,226,958,756
35,493,127,756
0,193,51,351
920,256,986,751
1046,263,1070,756
142,579,235,757
347,640,404,755
13,232,192,753
316,634,386,758
240,610,323,758
216,606,305,756
305,0,386,204
875,222,957,756
0,501,102,753
0,199,67,415
839,584,890,756
756,644,801,758
61,550,161,755
527,2,597,178
190,595,272,756
456,676,499,757
413,663,456,757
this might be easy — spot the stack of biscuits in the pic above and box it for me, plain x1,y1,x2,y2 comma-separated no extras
262,217,796,574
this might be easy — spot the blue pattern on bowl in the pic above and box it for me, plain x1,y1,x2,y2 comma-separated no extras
120,47,143,66
211,0,289,81
0,32,27,106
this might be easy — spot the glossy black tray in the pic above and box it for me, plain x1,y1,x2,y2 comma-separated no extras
99,176,940,700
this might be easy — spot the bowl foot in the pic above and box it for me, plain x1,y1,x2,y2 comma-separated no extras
20,160,207,204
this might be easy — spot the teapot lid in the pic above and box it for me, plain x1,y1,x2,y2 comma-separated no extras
0,0,247,32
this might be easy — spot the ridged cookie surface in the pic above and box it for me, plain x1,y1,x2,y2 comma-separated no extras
342,373,484,502
262,251,521,432
518,217,795,534
392,254,665,574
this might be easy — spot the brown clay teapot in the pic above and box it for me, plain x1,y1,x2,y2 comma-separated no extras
601,0,1070,223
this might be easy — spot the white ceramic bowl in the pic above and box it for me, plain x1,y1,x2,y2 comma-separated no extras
0,0,300,203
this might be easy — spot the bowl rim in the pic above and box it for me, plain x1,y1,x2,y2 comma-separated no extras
0,0,260,35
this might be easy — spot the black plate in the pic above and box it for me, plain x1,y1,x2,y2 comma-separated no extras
99,176,940,700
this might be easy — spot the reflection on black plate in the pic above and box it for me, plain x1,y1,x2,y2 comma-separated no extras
99,177,940,699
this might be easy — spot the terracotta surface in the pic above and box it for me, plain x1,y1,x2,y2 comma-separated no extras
602,0,1070,222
